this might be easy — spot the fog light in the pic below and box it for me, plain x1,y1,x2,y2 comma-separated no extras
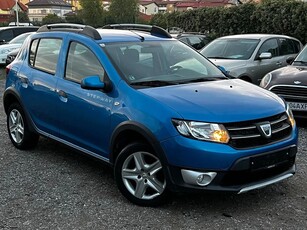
197,174,205,184
181,170,217,187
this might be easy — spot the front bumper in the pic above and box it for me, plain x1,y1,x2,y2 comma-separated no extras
166,144,297,193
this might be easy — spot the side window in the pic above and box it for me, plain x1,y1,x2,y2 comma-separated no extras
30,38,62,74
291,40,301,53
0,30,14,42
29,39,38,66
65,42,105,83
279,38,295,55
258,39,279,57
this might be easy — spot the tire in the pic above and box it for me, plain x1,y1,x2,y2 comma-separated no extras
7,103,39,150
114,142,169,206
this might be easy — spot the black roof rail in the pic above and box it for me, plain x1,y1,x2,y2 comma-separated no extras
102,24,172,39
37,23,101,40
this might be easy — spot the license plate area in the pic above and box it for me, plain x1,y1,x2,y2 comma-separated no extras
288,102,307,111
250,150,289,171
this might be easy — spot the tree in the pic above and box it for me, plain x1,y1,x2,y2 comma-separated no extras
109,0,139,23
79,0,104,27
42,14,65,24
11,11,30,23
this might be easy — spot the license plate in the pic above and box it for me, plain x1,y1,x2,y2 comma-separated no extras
288,102,307,111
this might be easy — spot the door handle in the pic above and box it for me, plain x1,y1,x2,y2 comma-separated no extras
57,90,68,102
276,61,282,66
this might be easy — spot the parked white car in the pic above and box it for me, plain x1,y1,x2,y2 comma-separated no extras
0,32,34,64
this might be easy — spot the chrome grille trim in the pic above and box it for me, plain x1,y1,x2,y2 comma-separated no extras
231,134,261,140
225,112,292,149
227,125,257,131
272,123,291,134
269,85,307,100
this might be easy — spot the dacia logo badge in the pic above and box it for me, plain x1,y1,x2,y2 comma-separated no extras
258,122,272,138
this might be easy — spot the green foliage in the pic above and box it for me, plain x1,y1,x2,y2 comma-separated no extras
65,14,84,24
109,0,139,23
10,11,30,23
42,14,65,24
150,0,307,44
79,0,105,27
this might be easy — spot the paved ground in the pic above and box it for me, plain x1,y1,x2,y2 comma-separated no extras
0,67,306,229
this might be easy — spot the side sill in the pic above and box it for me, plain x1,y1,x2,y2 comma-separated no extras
37,129,110,164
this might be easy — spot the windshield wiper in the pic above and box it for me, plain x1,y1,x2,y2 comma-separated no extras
293,60,307,65
178,77,227,84
130,80,179,87
206,56,233,59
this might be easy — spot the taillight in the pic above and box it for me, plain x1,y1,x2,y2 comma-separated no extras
5,65,11,75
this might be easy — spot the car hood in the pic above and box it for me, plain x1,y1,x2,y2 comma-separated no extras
270,65,307,85
139,79,285,123
0,43,21,52
208,59,247,71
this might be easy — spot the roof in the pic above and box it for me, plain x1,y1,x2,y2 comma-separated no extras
218,34,299,40
0,0,28,12
27,0,72,7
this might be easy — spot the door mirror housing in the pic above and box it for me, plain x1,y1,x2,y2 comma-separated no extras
258,52,272,60
286,56,295,65
81,76,107,91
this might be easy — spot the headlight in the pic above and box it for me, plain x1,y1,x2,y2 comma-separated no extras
286,105,295,127
172,119,230,143
260,73,272,88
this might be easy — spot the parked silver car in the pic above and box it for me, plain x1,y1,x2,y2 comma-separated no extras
200,34,303,85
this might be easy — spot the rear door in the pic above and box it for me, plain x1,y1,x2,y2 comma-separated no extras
250,38,284,84
18,36,62,136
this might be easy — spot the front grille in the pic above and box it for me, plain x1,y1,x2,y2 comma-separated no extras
225,113,292,149
270,85,307,101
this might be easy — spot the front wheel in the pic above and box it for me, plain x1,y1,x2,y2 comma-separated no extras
114,142,169,206
7,103,39,150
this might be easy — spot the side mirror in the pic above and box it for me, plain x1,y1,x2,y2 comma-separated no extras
81,76,108,91
286,56,295,65
258,52,272,60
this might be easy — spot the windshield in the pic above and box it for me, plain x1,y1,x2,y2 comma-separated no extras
103,40,226,87
9,32,32,44
201,38,260,60
293,45,307,66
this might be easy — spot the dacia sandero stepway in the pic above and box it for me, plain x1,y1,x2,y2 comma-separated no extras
3,24,298,206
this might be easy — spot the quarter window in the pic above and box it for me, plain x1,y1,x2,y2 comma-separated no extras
65,42,105,83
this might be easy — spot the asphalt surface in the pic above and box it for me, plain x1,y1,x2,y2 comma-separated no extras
0,67,306,229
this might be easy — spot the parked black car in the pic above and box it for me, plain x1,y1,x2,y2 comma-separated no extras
0,26,38,44
177,33,210,50
5,48,19,65
260,45,307,119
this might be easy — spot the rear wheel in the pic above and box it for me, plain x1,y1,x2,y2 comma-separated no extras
7,103,39,149
114,142,169,206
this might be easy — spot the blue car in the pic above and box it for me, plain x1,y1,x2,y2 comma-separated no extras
3,24,298,206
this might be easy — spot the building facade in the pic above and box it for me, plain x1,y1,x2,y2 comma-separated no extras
27,0,72,22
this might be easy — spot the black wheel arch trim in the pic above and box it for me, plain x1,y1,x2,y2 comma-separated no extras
3,87,37,133
109,121,169,166
109,121,178,189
